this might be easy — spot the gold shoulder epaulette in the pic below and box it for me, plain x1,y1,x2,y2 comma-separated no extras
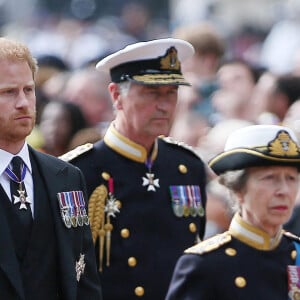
184,231,232,255
283,230,300,242
159,136,201,158
59,143,93,162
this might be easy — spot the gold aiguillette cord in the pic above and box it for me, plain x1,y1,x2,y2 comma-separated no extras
104,215,113,267
88,177,120,272
88,184,107,272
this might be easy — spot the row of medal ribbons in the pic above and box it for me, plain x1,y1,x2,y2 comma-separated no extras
169,185,204,218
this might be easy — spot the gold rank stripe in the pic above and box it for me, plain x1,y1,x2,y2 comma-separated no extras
132,73,187,84
59,143,93,162
184,231,232,255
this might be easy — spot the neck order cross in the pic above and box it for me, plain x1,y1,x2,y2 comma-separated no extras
5,156,32,210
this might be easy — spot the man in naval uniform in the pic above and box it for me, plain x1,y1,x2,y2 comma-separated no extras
0,38,102,299
61,38,207,300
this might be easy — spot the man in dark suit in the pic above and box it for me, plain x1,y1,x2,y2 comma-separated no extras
0,38,102,299
61,38,207,300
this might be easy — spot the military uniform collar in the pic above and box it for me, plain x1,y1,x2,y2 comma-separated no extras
104,123,158,163
229,213,283,250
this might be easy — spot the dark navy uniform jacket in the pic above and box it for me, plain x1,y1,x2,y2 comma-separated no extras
166,213,300,300
63,124,207,300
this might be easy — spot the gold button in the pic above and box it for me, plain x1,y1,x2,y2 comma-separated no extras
225,248,237,256
128,257,137,267
178,164,187,174
235,277,246,288
101,172,110,181
121,228,130,239
189,223,197,233
135,286,144,297
291,250,297,260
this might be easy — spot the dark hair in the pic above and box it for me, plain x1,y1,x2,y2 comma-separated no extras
275,75,300,106
62,101,87,138
43,99,88,139
219,58,264,83
37,54,69,71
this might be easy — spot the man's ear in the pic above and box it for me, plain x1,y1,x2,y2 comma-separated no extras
109,82,122,109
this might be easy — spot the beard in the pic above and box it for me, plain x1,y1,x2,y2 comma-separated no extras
1,110,36,143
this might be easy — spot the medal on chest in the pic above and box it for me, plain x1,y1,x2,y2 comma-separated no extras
288,265,300,300
142,144,160,191
88,174,121,272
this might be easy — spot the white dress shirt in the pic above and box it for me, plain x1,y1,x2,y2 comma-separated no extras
0,142,34,217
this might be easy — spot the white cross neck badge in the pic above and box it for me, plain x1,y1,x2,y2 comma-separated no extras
14,187,32,210
142,172,160,192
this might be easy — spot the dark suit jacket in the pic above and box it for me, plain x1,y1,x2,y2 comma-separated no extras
0,147,102,300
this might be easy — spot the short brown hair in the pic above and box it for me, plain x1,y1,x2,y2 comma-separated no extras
0,37,38,78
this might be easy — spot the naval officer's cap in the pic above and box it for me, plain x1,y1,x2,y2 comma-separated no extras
96,38,194,86
209,124,300,175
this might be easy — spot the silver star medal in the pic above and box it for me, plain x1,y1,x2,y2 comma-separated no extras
142,172,160,191
105,194,120,217
75,253,86,282
14,188,32,210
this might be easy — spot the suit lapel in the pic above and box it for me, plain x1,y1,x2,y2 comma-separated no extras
0,184,25,299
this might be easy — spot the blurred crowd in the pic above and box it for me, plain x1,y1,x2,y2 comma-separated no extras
2,0,300,237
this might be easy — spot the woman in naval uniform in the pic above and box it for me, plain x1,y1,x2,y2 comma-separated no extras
166,124,300,300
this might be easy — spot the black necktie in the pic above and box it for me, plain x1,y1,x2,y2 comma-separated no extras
9,156,33,260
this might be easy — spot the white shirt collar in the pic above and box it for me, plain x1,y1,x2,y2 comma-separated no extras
0,142,32,176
